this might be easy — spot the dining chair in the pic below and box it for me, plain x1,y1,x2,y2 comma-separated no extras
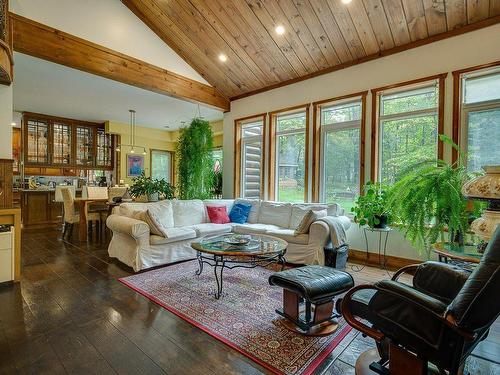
61,187,101,240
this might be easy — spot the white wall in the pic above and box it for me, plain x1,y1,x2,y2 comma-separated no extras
10,0,208,84
0,85,13,159
223,23,500,260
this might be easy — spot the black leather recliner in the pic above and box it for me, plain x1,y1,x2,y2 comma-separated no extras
340,226,500,375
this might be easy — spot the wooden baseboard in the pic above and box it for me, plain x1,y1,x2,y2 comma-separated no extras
348,248,420,271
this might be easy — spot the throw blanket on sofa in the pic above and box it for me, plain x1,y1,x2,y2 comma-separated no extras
317,216,348,248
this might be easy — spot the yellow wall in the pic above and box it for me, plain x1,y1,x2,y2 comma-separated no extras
106,119,223,185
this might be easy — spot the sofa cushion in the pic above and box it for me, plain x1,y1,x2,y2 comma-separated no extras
295,209,327,235
290,204,331,229
203,199,234,219
149,227,197,245
190,223,233,237
233,223,282,235
258,201,292,228
172,200,206,227
266,229,309,245
229,203,252,224
206,206,230,224
234,199,260,223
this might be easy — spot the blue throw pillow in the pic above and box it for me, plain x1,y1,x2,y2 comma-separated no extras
229,203,252,224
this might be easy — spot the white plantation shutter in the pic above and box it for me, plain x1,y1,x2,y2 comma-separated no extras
241,121,263,199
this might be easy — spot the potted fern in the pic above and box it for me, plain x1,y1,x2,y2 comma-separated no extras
387,135,480,255
352,182,391,229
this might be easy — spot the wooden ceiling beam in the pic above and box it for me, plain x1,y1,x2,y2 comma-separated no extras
10,12,230,111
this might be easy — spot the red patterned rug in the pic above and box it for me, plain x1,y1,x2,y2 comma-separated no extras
119,260,352,375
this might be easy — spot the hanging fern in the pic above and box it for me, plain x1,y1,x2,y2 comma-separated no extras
176,118,214,199
387,135,481,256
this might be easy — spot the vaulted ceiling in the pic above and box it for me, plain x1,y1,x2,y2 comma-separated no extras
123,0,500,100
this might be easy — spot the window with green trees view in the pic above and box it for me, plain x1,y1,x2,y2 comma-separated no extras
150,150,172,182
275,111,306,203
378,82,440,184
240,120,264,199
320,98,362,212
461,68,500,172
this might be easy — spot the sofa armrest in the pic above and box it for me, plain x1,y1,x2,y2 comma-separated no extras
308,221,330,245
106,214,150,239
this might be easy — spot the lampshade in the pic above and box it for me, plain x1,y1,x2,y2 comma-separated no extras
462,165,500,249
462,165,500,200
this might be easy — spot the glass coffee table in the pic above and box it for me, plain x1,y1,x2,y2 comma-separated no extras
191,233,288,299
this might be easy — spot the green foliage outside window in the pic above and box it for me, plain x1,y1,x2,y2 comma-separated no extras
176,118,214,199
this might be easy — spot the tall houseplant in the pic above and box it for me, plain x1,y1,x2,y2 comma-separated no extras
176,118,214,199
387,135,480,255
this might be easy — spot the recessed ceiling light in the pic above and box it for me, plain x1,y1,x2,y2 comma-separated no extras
275,25,285,35
341,0,352,4
218,53,227,62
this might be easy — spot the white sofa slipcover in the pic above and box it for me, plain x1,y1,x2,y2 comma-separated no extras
106,199,351,271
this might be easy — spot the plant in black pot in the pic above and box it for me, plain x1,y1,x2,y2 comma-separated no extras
129,173,174,202
351,182,391,229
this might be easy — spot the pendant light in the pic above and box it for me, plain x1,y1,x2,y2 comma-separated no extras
115,109,147,155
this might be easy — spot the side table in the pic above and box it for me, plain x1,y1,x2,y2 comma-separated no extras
363,226,393,269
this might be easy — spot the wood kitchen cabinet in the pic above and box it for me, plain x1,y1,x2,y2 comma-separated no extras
21,190,62,228
22,112,115,171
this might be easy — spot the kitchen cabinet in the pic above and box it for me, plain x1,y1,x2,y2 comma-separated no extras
12,128,21,174
22,112,115,172
21,190,62,228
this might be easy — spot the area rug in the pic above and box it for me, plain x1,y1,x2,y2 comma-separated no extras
119,260,352,375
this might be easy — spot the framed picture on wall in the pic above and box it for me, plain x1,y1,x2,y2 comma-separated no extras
127,154,145,177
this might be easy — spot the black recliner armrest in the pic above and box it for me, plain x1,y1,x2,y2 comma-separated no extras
413,262,470,304
374,280,448,317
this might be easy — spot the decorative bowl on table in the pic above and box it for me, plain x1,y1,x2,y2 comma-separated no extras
224,234,252,246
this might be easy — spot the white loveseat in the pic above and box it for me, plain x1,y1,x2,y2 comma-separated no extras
106,199,351,272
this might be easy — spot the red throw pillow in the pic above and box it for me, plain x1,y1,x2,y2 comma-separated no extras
206,206,230,224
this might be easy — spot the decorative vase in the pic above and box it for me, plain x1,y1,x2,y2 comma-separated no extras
462,165,500,248
147,192,159,202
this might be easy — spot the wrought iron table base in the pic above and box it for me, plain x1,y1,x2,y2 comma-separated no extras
195,251,286,299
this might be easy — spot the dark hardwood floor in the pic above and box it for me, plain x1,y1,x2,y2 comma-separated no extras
0,228,498,374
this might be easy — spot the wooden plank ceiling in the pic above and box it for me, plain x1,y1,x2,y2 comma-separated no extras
122,0,500,100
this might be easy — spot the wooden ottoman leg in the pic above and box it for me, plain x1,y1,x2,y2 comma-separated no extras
283,289,299,319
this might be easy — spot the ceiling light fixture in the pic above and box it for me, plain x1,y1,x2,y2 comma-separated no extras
11,122,16,126
275,25,285,35
115,109,147,155
218,53,227,62
341,0,352,4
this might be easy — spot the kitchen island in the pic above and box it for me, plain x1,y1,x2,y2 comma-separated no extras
20,188,82,229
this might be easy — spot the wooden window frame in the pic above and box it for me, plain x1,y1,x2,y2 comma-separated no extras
452,60,500,163
268,104,310,202
312,91,367,202
150,149,175,184
370,73,447,182
233,113,267,199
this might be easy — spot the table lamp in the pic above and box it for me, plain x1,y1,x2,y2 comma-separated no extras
462,165,500,252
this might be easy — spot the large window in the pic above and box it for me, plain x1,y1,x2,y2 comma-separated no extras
271,108,308,203
150,149,173,182
317,95,364,211
234,115,265,199
459,68,500,172
373,75,445,184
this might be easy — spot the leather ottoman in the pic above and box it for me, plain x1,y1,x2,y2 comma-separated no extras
269,265,354,336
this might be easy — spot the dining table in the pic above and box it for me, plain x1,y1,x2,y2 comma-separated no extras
74,197,109,242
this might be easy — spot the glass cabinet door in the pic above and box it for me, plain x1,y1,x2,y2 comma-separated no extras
52,122,72,165
26,119,49,164
75,126,94,166
96,128,113,167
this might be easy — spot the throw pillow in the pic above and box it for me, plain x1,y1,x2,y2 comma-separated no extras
206,205,230,224
295,209,327,235
229,203,252,224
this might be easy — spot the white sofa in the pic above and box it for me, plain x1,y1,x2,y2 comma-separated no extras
106,199,351,272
